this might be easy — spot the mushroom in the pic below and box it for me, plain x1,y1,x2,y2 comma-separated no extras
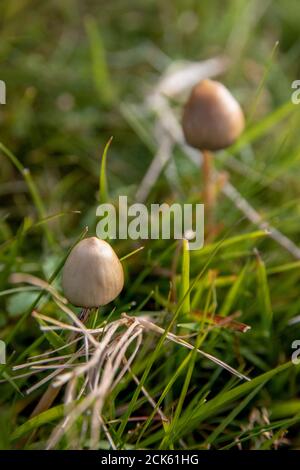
62,237,124,309
182,79,245,236
30,237,124,420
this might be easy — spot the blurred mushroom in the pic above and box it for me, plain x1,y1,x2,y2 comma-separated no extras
182,79,245,237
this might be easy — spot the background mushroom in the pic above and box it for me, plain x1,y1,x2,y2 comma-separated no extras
182,79,245,238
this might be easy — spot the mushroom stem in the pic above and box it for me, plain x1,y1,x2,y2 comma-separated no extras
202,149,215,239
78,307,90,324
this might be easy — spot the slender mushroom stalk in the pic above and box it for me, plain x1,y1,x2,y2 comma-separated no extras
182,79,245,238
30,237,124,418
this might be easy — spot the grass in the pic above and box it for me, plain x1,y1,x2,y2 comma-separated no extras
1,0,300,450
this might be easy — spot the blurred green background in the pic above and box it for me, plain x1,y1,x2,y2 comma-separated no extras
1,0,300,218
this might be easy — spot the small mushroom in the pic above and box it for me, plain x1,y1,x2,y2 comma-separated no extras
30,237,124,420
182,79,245,237
62,237,124,308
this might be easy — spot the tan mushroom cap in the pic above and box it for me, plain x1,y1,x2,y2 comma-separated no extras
62,237,124,308
182,79,245,151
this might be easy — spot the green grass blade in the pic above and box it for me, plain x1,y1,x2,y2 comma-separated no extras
118,235,249,442
99,136,113,204
247,40,279,125
219,263,249,317
85,16,115,106
0,142,55,247
229,100,296,154
205,381,266,446
174,362,298,443
193,230,268,258
255,250,273,336
11,405,65,441
180,239,190,316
